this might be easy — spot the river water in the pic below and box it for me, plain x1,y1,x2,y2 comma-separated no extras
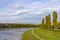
0,28,34,40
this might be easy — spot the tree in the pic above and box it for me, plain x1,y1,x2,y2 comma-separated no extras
41,18,45,29
48,14,51,29
45,16,49,29
46,16,49,24
42,18,44,24
48,14,51,26
45,14,51,29
52,11,58,28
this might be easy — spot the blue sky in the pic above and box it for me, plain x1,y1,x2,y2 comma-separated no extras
0,0,60,23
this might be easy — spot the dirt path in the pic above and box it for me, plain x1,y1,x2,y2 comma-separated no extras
32,30,44,40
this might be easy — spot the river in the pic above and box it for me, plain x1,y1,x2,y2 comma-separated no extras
0,28,34,40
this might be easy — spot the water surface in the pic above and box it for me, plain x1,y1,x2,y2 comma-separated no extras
0,28,34,40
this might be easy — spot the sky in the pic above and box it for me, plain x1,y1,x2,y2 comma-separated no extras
0,0,60,23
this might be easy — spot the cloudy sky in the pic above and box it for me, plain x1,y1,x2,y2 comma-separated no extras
0,0,60,23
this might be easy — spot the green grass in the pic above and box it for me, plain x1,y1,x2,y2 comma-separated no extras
22,30,39,40
34,29,60,40
22,28,60,40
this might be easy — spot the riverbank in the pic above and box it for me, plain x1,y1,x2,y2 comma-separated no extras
22,28,60,40
22,30,38,40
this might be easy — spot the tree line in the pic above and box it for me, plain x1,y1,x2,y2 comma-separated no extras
0,23,40,28
41,11,60,30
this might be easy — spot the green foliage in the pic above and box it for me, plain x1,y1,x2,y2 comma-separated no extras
46,16,49,24
46,14,51,25
52,11,58,27
39,24,48,29
45,14,51,29
48,14,51,26
48,14,51,29
41,11,59,30
0,23,40,28
42,18,44,24
56,22,60,28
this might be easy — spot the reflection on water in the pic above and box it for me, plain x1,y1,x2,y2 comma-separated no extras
0,28,34,40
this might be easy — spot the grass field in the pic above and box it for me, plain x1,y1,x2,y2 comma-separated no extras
22,30,39,40
22,28,60,40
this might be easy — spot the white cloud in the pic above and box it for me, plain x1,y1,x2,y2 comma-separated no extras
0,3,25,16
13,2,60,15
1,1,60,16
10,3,23,10
15,9,30,15
27,2,42,10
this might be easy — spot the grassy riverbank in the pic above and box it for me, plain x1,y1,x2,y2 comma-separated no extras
22,30,38,40
22,28,60,40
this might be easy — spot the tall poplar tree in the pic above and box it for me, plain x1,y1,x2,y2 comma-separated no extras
52,11,58,27
42,18,44,24
46,16,49,24
48,14,51,29
45,14,51,29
